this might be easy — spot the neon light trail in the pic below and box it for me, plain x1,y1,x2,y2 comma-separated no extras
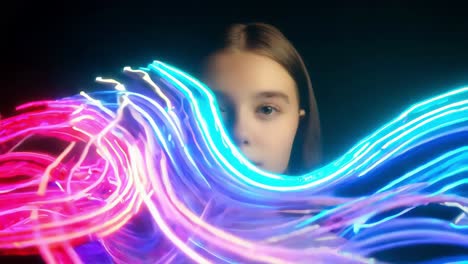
0,61,467,263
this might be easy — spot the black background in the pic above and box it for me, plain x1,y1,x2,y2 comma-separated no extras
1,1,468,262
3,0,468,163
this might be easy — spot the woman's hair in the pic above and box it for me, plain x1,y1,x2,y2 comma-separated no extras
204,22,322,174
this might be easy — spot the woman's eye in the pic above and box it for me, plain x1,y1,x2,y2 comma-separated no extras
218,103,228,113
218,105,231,120
257,105,277,115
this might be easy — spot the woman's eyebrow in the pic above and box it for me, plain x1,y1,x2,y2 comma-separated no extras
212,91,232,104
255,91,290,104
212,90,229,99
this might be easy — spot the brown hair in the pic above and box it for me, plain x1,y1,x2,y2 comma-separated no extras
206,22,321,174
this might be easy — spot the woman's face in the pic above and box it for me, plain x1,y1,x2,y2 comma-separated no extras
205,51,302,173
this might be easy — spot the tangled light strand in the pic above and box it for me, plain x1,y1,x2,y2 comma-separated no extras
0,61,466,263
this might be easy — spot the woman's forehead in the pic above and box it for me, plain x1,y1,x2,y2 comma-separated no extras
207,51,297,99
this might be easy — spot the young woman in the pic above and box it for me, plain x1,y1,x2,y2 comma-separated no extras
202,22,322,174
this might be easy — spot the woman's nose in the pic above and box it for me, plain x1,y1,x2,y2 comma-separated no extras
232,112,252,146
